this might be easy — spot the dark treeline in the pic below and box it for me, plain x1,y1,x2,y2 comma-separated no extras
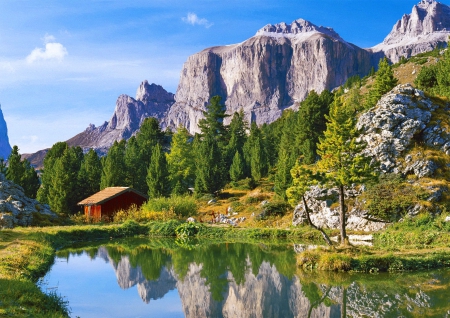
4,57,403,215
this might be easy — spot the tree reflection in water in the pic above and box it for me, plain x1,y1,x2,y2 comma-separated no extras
55,239,450,318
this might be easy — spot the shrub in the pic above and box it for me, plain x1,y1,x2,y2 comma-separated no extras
175,222,205,237
262,201,290,217
142,195,197,218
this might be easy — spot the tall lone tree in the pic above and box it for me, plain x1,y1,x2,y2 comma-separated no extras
100,140,127,189
78,148,101,199
316,98,376,244
366,57,398,108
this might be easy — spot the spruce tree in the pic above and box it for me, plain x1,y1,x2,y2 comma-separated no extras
124,136,147,192
78,149,101,199
47,146,83,214
366,58,398,108
147,144,170,198
225,109,248,170
37,142,68,204
229,151,244,182
194,133,224,194
6,146,25,185
243,122,267,182
100,140,126,189
198,95,228,143
166,126,195,195
316,98,376,244
21,160,40,199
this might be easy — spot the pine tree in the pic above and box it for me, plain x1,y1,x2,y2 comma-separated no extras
166,126,195,195
225,109,248,170
316,98,376,244
243,122,267,182
47,146,83,214
6,146,25,185
21,160,40,199
147,144,170,198
37,142,68,204
78,149,101,199
100,140,127,189
229,151,244,182
124,136,147,192
366,58,398,108
198,95,228,143
194,133,224,194
136,117,164,178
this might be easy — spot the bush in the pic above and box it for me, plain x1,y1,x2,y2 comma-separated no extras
175,222,205,237
142,195,197,218
262,201,290,217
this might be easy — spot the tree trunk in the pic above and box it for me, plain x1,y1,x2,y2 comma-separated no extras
338,185,347,244
340,287,347,318
302,195,333,246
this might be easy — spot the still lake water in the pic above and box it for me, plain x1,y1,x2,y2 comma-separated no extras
41,238,450,318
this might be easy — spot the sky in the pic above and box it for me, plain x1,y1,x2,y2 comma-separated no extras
1,0,449,154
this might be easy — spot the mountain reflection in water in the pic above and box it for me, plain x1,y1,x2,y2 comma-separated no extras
46,239,450,318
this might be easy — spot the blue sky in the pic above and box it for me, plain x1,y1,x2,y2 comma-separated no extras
0,0,448,154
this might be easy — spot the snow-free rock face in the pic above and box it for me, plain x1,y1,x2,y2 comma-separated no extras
165,19,373,134
65,81,174,155
371,0,450,63
0,173,56,229
0,105,12,160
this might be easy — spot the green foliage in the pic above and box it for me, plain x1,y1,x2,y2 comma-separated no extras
243,122,267,182
198,95,228,143
366,58,398,108
5,146,40,199
316,98,377,241
194,133,225,194
362,174,425,222
415,64,437,91
100,140,126,189
225,109,248,170
229,151,245,182
261,201,290,217
166,126,195,195
175,222,205,237
142,195,197,217
77,148,101,200
147,144,171,198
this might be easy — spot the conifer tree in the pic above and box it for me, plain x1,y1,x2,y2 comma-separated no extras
194,133,224,194
166,126,195,195
21,160,40,199
225,109,248,170
243,122,267,182
366,58,398,108
78,149,101,199
124,136,147,192
316,98,376,244
6,145,25,185
100,140,126,189
147,144,170,198
47,146,83,214
37,142,69,204
198,95,228,143
229,151,245,182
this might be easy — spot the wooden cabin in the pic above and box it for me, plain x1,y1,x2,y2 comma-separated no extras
78,187,148,221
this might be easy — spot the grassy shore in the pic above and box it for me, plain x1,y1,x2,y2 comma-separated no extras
0,215,449,316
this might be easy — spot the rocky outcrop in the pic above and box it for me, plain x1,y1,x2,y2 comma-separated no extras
65,81,174,155
371,0,450,63
357,84,447,175
293,84,450,230
0,173,56,228
165,19,373,134
0,105,12,160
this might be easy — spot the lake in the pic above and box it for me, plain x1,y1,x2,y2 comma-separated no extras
41,238,450,318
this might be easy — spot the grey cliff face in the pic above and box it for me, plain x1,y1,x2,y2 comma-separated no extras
0,105,12,160
371,0,450,62
65,81,174,155
165,19,373,135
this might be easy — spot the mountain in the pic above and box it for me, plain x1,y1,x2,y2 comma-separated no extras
0,105,12,160
164,19,373,134
371,0,450,63
66,81,174,155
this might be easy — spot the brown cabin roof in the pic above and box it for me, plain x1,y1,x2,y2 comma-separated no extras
77,187,148,206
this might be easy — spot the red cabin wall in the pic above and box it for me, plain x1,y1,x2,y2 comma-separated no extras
100,192,147,221
84,205,101,220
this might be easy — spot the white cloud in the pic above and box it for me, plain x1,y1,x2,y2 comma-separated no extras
26,36,68,64
182,13,213,28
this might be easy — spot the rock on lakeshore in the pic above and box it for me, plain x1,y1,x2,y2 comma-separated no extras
0,174,57,229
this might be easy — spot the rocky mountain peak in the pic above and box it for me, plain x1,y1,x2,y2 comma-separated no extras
255,19,342,41
0,104,12,160
136,80,175,104
371,0,450,62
